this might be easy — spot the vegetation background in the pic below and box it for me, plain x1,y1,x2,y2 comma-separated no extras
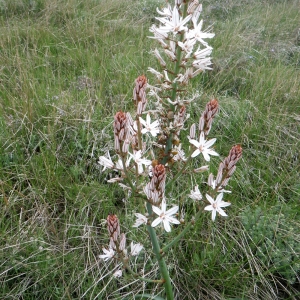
0,0,299,299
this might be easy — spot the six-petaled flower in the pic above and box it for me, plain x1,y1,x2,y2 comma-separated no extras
189,132,219,161
99,247,115,261
151,200,180,232
204,193,231,221
139,114,160,137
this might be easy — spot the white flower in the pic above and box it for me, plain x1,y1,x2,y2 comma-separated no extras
189,132,219,161
148,67,164,80
164,48,176,61
193,46,213,60
149,24,169,40
156,6,192,35
115,156,131,170
191,3,202,25
172,144,187,162
189,185,203,201
188,19,215,47
130,242,143,256
191,47,213,72
192,57,213,71
144,183,161,204
99,247,115,261
128,150,152,174
178,39,196,56
151,200,180,232
133,213,148,227
113,269,122,278
139,114,160,137
98,152,114,171
156,4,172,18
204,193,231,221
208,173,232,193
153,48,166,67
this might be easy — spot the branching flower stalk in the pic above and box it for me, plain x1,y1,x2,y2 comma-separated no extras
98,1,242,299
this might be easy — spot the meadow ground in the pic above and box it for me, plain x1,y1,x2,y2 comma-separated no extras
0,0,299,299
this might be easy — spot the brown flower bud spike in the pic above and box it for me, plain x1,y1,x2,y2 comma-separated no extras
199,99,219,136
216,145,243,189
107,214,120,243
133,75,148,115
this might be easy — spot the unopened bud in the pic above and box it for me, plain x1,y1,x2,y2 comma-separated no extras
133,75,147,114
119,233,126,251
199,99,219,135
194,165,209,173
107,214,120,242
190,123,196,139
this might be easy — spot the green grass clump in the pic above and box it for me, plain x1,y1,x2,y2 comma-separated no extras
241,203,300,285
0,0,299,299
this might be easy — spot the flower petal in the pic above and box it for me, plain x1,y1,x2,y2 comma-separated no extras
151,217,162,228
166,205,179,216
152,205,162,216
205,194,214,205
191,149,200,158
163,220,171,232
217,208,228,217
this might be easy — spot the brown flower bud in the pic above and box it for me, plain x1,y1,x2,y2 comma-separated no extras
107,214,120,242
133,75,147,114
144,164,166,205
152,164,166,191
227,144,243,165
114,111,129,152
199,99,219,135
216,145,242,188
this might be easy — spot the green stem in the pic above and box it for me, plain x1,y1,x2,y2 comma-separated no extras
120,154,135,191
146,202,174,300
124,264,164,283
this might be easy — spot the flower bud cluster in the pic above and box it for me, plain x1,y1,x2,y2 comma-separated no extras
206,144,243,193
107,214,124,250
144,164,166,205
99,79,157,185
114,111,132,154
100,214,144,276
133,75,148,115
199,99,219,136
215,145,243,188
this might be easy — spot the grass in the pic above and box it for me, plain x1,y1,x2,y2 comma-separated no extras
0,0,299,299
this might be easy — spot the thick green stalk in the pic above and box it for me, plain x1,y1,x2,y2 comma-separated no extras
146,202,174,300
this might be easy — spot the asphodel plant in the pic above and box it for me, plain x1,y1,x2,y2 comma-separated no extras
98,1,242,299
